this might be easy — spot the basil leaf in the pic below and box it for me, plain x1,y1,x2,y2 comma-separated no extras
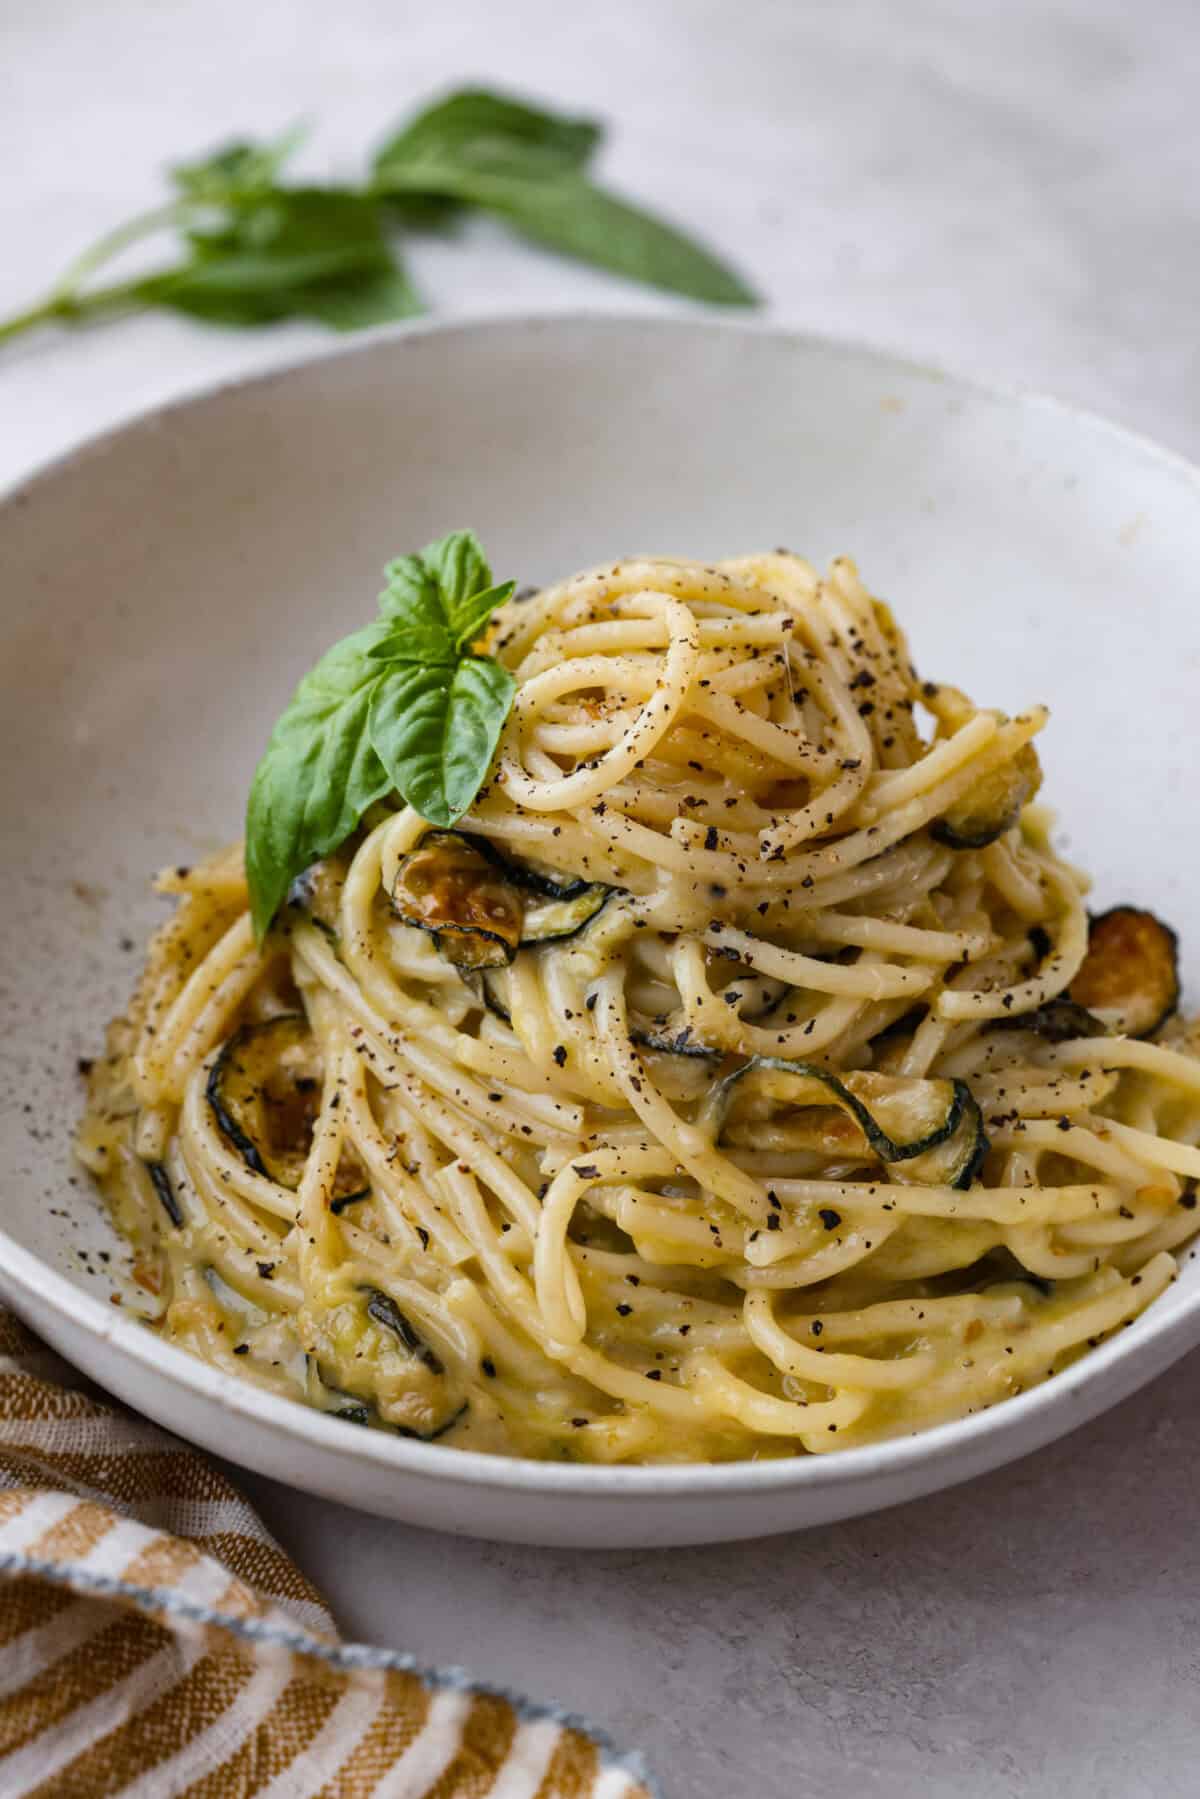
368,656,516,828
245,622,393,939
374,530,512,660
501,178,755,305
145,188,409,329
145,253,386,326
371,86,753,305
367,588,513,665
296,260,421,330
184,187,384,264
422,528,494,627
448,581,516,654
372,161,754,306
374,88,601,184
171,126,306,203
245,531,519,937
375,554,455,661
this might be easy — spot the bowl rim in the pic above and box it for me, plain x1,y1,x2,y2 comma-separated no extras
6,305,1200,513
4,306,1200,1499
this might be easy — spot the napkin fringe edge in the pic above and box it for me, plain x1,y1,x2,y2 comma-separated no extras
0,1548,661,1796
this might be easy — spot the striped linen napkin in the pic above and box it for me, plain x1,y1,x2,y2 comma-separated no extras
0,1310,655,1798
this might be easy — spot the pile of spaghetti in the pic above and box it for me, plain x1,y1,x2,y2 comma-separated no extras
80,552,1200,1462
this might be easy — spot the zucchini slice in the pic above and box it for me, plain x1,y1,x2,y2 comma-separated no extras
846,1070,965,1159
391,831,524,970
452,831,593,900
397,1402,468,1443
207,1016,322,1188
396,830,618,972
931,744,1042,850
521,883,613,946
889,1085,989,1191
321,1383,467,1441
335,1403,373,1427
990,997,1108,1043
705,1057,981,1172
1069,906,1180,1038
365,1288,443,1373
495,855,593,902
146,1159,183,1228
629,1021,721,1060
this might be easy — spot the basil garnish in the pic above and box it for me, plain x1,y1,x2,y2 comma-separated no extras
245,530,515,941
0,87,753,349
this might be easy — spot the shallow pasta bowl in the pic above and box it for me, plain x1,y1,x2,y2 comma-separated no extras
1,313,1198,1548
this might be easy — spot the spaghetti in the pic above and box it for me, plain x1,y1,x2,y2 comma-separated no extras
79,552,1199,1462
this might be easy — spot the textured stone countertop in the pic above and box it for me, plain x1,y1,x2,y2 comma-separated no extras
4,2,1199,1793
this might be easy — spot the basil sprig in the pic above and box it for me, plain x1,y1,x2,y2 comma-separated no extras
245,530,515,941
0,87,753,348
0,129,419,346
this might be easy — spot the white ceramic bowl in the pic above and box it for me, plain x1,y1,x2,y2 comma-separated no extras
2,314,1198,1548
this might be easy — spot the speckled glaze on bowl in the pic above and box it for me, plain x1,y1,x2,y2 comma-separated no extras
2,314,1198,1547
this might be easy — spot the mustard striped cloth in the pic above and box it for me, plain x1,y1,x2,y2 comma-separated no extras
0,1311,655,1797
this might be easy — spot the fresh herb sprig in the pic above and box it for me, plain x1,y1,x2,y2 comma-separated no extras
245,530,516,941
1,88,754,348
0,129,419,345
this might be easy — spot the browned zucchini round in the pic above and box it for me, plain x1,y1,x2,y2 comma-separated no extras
445,830,589,900
1069,906,1180,1038
391,830,524,969
207,1016,321,1188
395,830,620,974
931,744,1042,850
